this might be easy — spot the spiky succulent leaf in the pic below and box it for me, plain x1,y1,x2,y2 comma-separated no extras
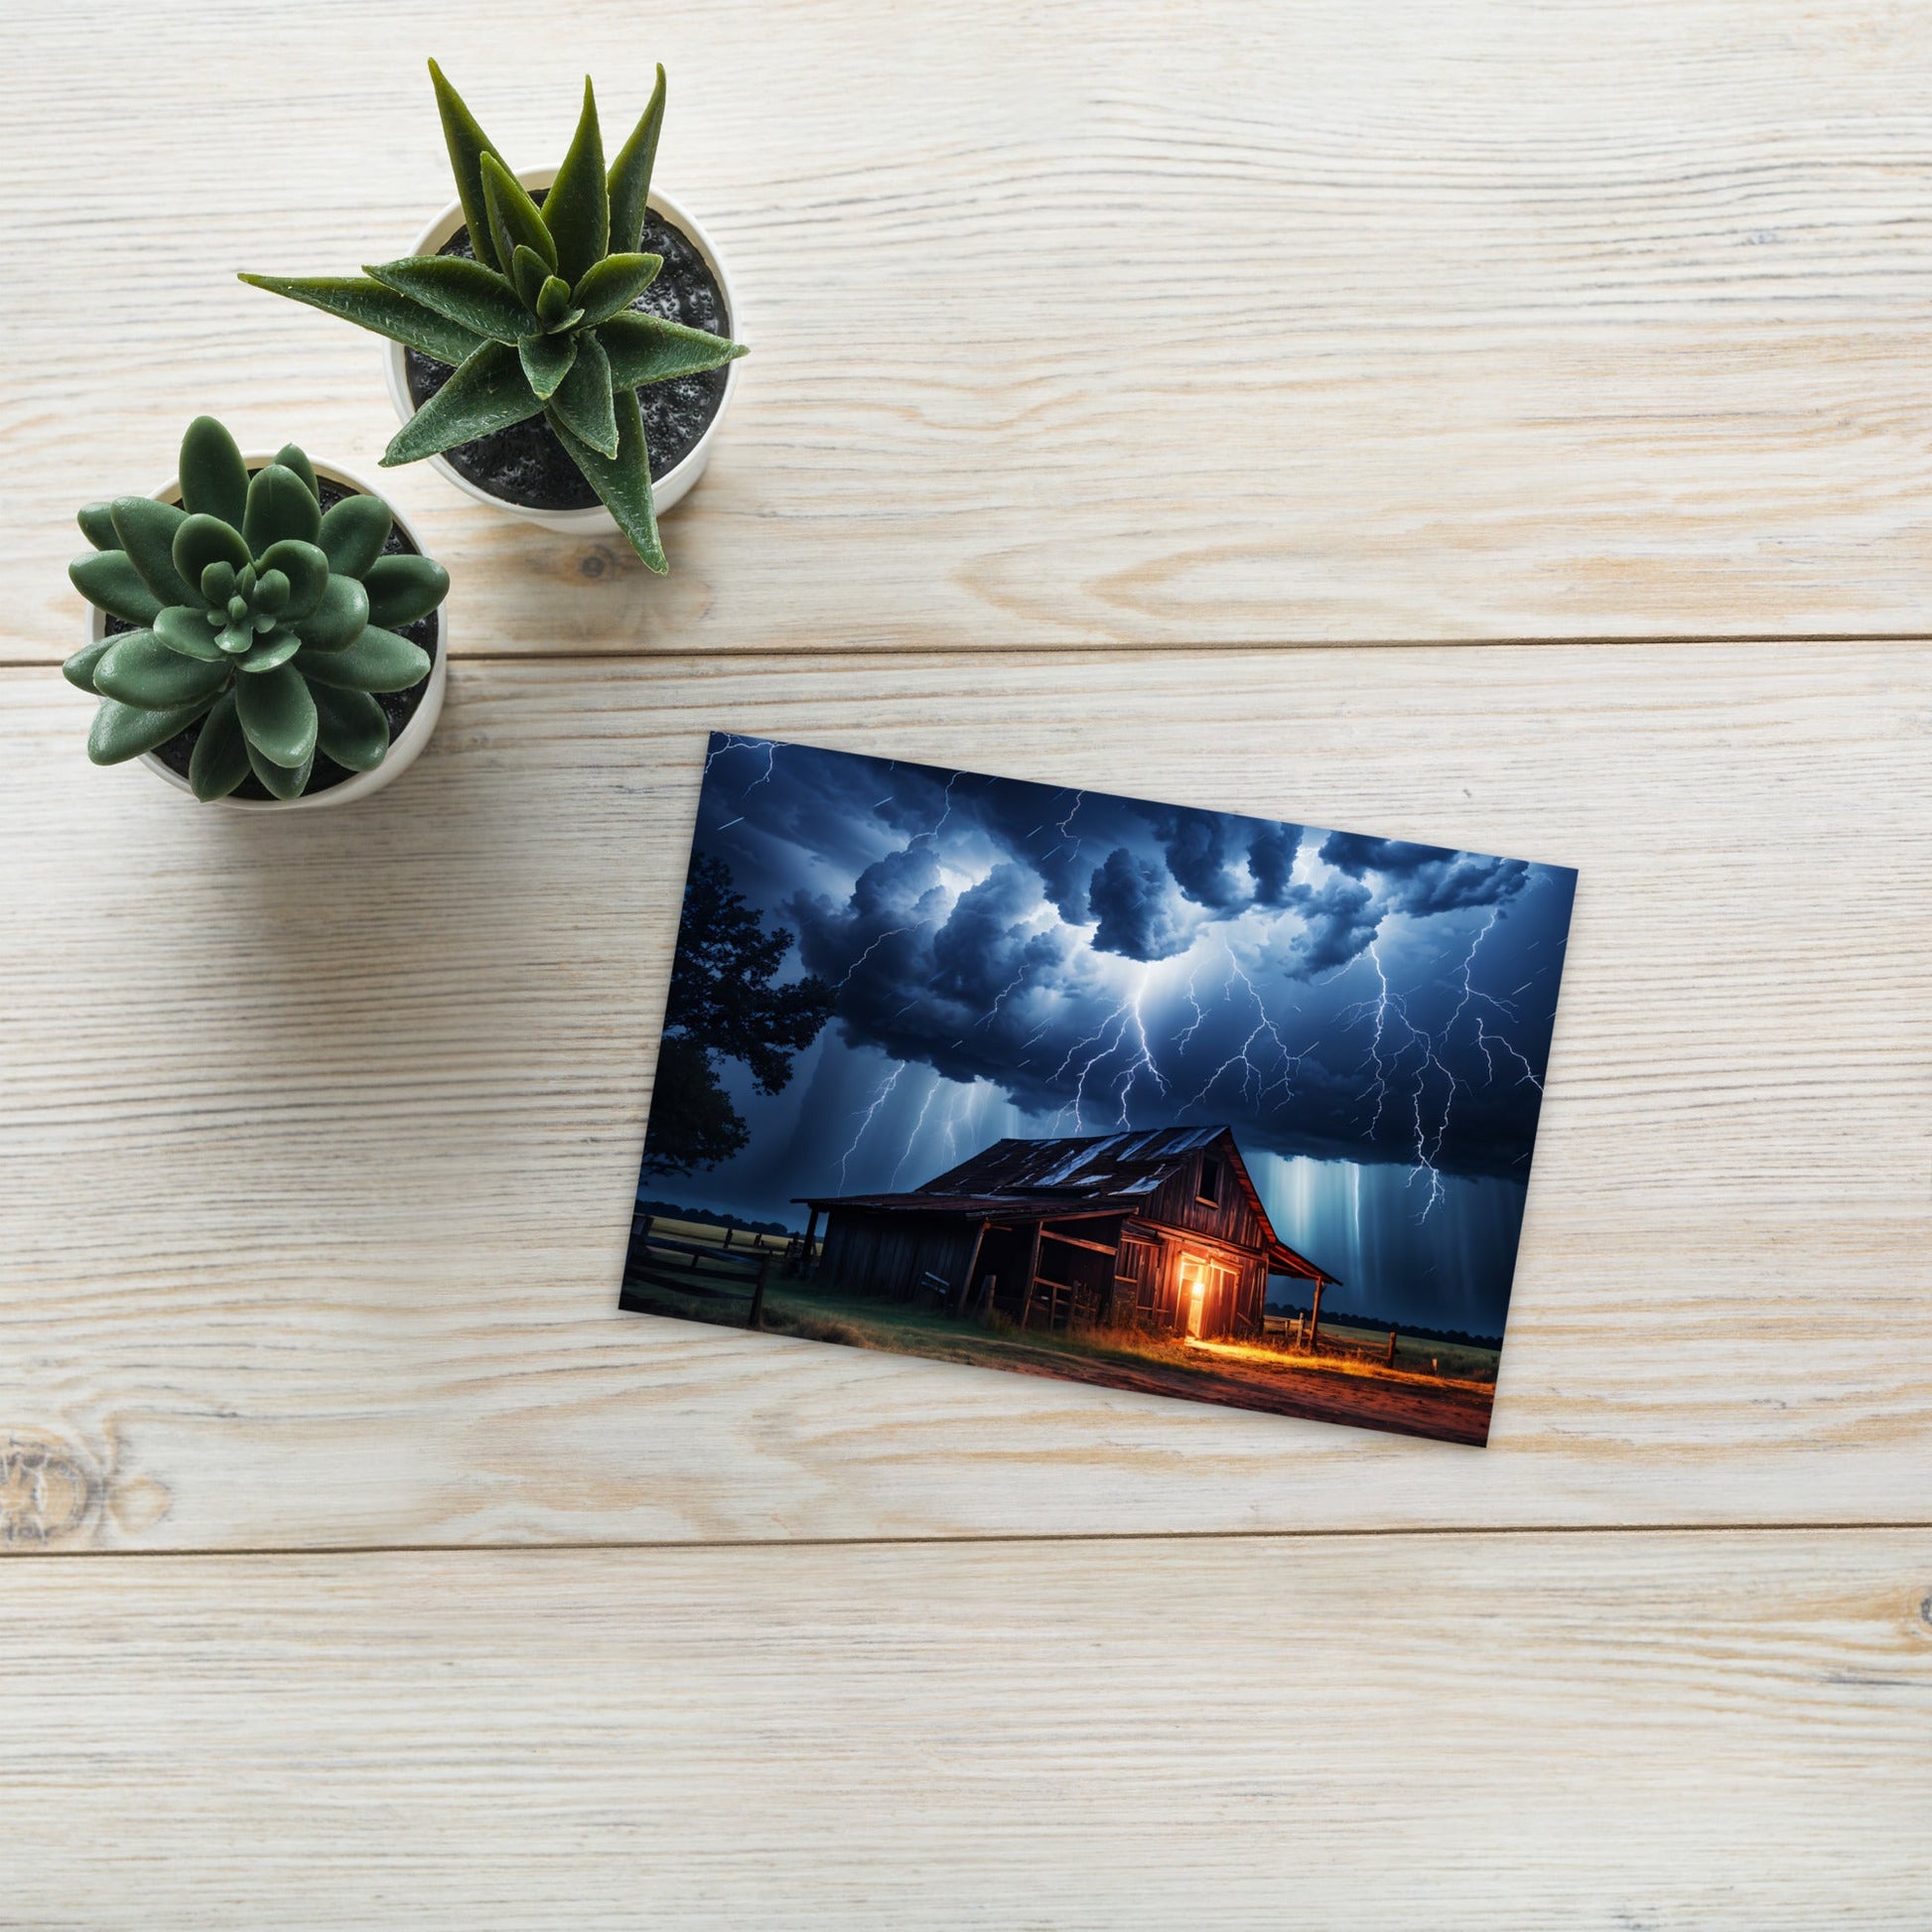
77,502,119,550
518,330,577,401
238,273,489,364
188,691,250,800
173,513,252,596
63,635,114,691
293,574,372,651
573,252,662,327
599,311,746,390
481,153,556,276
317,494,393,578
94,629,230,710
361,554,450,628
108,496,195,609
428,58,506,274
607,66,666,255
69,550,164,625
243,465,322,555
548,385,664,573
381,340,543,466
365,255,526,346
235,631,305,674
312,684,391,771
247,740,314,800
87,694,214,765
153,605,227,661
548,330,619,458
298,626,431,693
234,661,318,767
535,276,583,333
510,243,552,313
256,539,331,621
273,444,319,498
545,76,610,284
179,416,250,527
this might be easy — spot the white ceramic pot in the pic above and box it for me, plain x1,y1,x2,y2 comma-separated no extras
381,168,741,532
85,454,449,812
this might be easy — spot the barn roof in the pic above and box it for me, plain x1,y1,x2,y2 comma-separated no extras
798,1126,1337,1283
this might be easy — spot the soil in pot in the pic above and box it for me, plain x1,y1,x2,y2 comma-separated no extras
404,197,732,511
106,474,440,802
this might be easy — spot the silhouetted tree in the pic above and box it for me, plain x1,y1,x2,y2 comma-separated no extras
640,855,835,1176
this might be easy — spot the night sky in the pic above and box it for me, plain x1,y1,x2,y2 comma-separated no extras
642,735,1578,1338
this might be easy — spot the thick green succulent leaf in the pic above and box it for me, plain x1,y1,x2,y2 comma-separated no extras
63,634,114,691
599,311,746,391
548,385,665,573
293,573,372,651
607,66,666,255
86,694,213,765
365,255,526,347
69,550,164,625
94,628,231,710
382,340,543,466
481,153,556,277
235,630,305,674
544,75,610,284
108,496,195,609
518,330,577,401
154,605,227,662
243,464,322,555
535,275,583,333
247,739,314,800
238,273,489,364
172,513,252,596
234,660,317,767
548,329,619,458
361,554,450,628
317,493,393,577
573,252,662,327
256,539,331,621
179,416,250,527
299,626,431,693
188,690,250,799
428,58,505,274
77,502,120,550
312,684,391,772
510,243,551,314
273,444,319,499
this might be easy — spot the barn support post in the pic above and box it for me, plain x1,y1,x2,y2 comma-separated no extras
959,1219,989,1317
799,1205,820,1279
748,1255,769,1330
1309,1275,1325,1353
1017,1221,1043,1330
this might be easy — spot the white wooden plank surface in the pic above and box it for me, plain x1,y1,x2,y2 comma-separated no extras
12,0,1932,655
4,1531,1929,1928
5,644,1926,1551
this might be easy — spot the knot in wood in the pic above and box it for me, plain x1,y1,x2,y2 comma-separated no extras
1,1433,100,1547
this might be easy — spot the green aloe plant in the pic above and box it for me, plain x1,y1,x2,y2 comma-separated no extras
65,416,449,801
240,63,745,573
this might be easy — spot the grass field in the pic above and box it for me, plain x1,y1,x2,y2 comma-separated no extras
620,1219,1496,1446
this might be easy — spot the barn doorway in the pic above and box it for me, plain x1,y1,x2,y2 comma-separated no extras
1180,1255,1207,1337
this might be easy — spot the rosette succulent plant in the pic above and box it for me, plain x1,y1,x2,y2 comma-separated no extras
240,63,745,573
65,416,449,801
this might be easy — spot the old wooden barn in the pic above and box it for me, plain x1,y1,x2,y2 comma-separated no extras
797,1127,1337,1339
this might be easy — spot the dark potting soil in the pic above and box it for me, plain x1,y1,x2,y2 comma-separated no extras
107,475,440,802
403,199,732,511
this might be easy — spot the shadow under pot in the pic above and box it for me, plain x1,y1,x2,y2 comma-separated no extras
84,456,447,811
384,169,741,532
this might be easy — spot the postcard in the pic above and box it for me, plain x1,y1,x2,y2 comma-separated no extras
622,735,1576,1446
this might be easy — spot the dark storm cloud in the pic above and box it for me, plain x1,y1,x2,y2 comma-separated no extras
693,737,1576,1181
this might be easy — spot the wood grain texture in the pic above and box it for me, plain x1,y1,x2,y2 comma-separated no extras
3,1531,1929,1927
4,645,1927,1551
12,0,1932,655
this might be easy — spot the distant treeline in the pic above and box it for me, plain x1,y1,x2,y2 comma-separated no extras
1265,1301,1502,1351
635,1198,794,1238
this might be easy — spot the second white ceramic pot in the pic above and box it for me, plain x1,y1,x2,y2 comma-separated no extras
381,168,742,533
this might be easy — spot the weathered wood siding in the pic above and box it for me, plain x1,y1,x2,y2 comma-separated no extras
819,1212,983,1303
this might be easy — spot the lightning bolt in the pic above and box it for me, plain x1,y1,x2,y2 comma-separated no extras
837,1062,906,1188
1049,965,1169,1132
1186,939,1303,1112
889,1072,943,1188
835,923,917,992
703,734,777,794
